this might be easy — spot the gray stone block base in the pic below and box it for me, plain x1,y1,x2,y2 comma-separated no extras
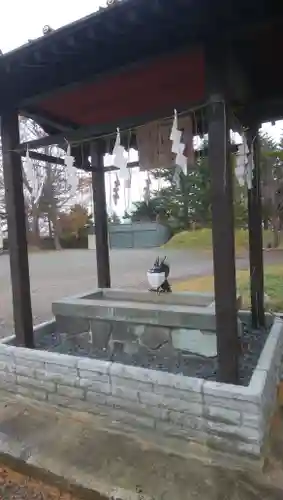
0,312,282,464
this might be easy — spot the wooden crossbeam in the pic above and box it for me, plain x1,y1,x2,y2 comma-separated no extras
20,150,65,165
22,108,78,133
15,112,159,151
19,149,140,172
15,105,206,153
16,112,239,155
19,142,239,172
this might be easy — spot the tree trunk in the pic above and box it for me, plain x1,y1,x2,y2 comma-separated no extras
180,174,190,229
53,217,62,251
48,206,61,250
272,215,280,248
53,232,61,251
263,218,269,230
27,198,41,248
47,214,52,238
31,211,40,247
25,206,31,242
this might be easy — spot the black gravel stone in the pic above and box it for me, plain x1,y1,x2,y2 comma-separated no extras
35,322,269,386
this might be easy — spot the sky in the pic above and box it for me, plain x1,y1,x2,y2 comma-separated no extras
1,1,283,216
0,1,107,53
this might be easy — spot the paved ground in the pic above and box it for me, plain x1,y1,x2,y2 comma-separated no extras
0,248,282,338
0,391,283,499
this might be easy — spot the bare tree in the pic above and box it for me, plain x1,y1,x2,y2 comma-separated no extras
38,158,77,249
0,117,78,249
20,118,80,249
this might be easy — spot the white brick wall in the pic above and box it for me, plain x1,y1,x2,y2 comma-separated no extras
0,316,282,459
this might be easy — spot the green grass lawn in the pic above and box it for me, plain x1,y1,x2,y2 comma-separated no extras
173,264,283,312
164,228,278,254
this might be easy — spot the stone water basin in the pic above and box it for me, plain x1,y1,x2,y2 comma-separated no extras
84,289,242,309
49,289,244,379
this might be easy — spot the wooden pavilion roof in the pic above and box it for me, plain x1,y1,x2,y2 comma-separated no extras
1,0,283,143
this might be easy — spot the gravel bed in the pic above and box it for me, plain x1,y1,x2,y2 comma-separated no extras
35,321,269,386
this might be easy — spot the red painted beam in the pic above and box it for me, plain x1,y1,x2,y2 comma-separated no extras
38,48,205,127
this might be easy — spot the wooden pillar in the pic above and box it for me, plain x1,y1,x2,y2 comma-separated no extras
1,110,34,347
208,96,240,384
90,139,111,288
247,127,265,328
